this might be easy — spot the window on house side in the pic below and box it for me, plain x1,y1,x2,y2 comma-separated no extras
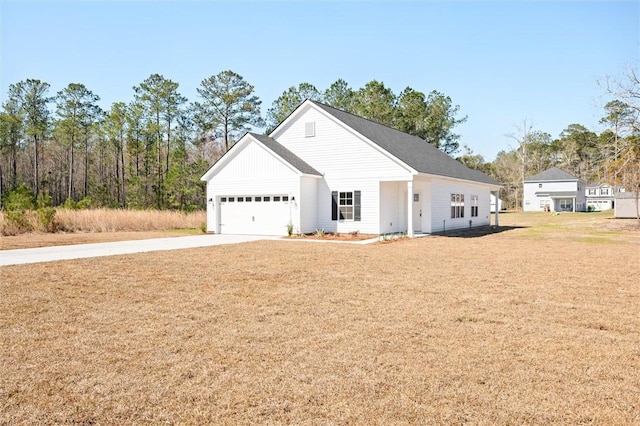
274,196,281,202
471,195,478,217
451,194,464,218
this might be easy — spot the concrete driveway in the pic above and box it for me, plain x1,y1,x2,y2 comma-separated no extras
0,234,277,266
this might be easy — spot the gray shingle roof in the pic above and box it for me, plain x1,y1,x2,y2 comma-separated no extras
250,133,321,176
310,101,501,186
525,167,579,182
615,191,639,199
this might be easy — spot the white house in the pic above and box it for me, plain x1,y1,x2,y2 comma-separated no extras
201,100,502,236
523,167,586,212
585,183,623,211
490,193,504,213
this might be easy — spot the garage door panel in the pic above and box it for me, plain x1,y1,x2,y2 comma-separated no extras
220,195,291,236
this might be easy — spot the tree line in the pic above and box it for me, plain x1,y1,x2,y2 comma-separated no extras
457,67,639,210
1,68,638,212
0,72,467,210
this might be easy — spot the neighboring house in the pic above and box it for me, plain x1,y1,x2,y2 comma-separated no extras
201,100,502,236
490,193,504,213
614,192,639,219
523,167,586,212
585,183,624,211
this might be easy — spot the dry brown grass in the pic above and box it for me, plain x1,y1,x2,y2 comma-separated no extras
53,209,205,233
1,212,639,424
1,208,205,240
0,230,200,251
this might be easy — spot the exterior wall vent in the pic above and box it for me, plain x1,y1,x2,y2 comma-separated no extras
304,121,315,137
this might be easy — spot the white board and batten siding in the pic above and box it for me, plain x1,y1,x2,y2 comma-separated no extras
206,141,301,235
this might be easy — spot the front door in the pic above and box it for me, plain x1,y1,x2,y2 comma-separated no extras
412,192,422,232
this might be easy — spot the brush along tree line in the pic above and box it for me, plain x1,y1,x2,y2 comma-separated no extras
1,69,638,216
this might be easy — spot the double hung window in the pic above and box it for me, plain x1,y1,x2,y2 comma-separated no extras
451,194,464,218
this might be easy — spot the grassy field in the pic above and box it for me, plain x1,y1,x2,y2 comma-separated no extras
1,212,639,424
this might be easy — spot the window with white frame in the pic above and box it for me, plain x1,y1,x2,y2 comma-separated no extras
471,195,478,217
339,192,354,220
560,199,573,211
600,188,610,196
331,190,361,221
587,188,596,195
451,194,464,218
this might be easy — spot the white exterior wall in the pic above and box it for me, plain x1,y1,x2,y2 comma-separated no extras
316,177,382,234
430,179,492,232
523,180,586,212
273,105,414,235
379,181,406,234
413,179,432,233
298,176,318,234
205,141,301,233
273,106,412,181
586,199,613,211
490,194,503,212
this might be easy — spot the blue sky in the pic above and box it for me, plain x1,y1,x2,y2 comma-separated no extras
1,0,638,160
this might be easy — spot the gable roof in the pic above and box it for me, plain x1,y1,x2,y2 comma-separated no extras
525,167,579,182
309,101,500,186
200,132,321,181
248,133,321,176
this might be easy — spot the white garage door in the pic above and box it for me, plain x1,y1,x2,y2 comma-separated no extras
219,195,291,235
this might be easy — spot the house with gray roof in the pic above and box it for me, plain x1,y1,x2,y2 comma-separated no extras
523,167,586,212
585,183,624,211
201,100,502,236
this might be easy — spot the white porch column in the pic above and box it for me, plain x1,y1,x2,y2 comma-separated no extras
407,180,414,237
493,191,499,227
573,197,576,212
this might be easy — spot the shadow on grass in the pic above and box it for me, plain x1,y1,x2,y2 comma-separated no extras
430,225,527,238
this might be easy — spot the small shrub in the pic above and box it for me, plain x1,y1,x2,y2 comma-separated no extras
200,221,207,233
37,207,57,232
63,198,78,210
314,228,325,238
2,184,36,235
287,222,294,237
76,197,94,209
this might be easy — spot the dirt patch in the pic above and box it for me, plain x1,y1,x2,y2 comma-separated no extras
1,213,639,424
